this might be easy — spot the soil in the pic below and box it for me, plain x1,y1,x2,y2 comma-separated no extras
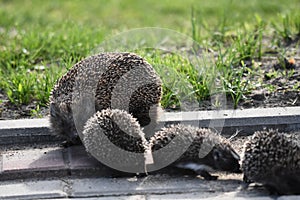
0,42,299,120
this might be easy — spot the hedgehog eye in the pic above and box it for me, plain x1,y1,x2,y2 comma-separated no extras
213,150,222,161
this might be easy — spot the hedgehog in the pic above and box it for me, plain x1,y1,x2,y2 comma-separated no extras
49,52,162,144
146,124,241,180
242,129,300,195
82,108,148,174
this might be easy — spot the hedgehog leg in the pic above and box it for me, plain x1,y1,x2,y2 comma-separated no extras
61,136,82,147
175,161,218,180
263,184,281,195
196,170,218,180
243,174,252,183
268,168,300,195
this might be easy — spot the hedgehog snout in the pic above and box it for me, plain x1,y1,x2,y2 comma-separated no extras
212,147,241,173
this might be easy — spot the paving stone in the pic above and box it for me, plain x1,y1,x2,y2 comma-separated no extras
148,191,274,200
0,180,67,199
69,175,243,198
277,196,300,200
0,144,122,180
1,147,64,171
147,192,218,200
67,145,100,169
48,196,146,200
66,145,125,177
0,147,68,180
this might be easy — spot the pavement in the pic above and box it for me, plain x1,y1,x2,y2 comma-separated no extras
0,107,300,199
0,142,298,199
0,173,298,199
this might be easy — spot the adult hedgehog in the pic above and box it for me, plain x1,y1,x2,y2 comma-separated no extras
242,129,300,195
49,52,162,144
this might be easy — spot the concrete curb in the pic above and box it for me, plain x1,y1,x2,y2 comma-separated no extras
0,118,62,146
162,106,300,135
0,107,300,146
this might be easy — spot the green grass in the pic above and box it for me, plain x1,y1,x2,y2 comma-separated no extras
139,50,216,110
0,0,300,115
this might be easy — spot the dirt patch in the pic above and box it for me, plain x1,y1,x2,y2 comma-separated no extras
240,57,300,108
0,94,49,119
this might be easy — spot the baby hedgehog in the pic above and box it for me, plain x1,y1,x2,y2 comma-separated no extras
49,52,162,144
242,129,300,195
147,124,241,180
82,108,147,174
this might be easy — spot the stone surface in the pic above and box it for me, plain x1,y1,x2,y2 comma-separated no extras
1,147,64,171
277,196,300,200
0,180,67,199
70,175,243,197
66,145,117,177
148,192,274,200
0,117,60,147
0,174,297,199
0,147,68,180
69,196,146,200
0,176,276,199
163,106,300,135
0,145,127,180
67,145,100,169
0,118,49,129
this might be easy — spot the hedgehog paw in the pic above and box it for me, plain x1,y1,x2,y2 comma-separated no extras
243,174,252,183
196,170,218,180
175,162,218,180
61,137,82,147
